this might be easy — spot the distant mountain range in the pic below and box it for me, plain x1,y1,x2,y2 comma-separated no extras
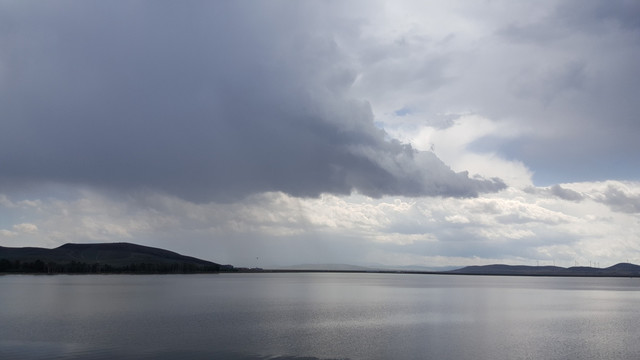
3,242,639,277
272,263,640,277
0,242,233,274
275,264,378,271
274,264,460,272
448,263,640,277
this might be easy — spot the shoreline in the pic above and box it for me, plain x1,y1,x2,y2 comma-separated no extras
2,268,639,278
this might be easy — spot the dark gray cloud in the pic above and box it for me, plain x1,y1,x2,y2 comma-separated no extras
0,2,504,202
557,0,640,32
499,0,640,44
596,184,640,214
482,0,640,185
512,61,587,104
523,185,584,202
550,185,584,202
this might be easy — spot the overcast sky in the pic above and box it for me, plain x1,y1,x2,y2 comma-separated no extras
1,0,639,268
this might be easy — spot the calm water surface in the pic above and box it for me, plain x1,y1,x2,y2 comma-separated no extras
1,273,639,359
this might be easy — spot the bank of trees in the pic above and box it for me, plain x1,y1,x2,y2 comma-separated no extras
0,258,223,274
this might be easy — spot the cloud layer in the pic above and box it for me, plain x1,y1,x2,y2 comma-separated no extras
2,181,639,267
0,1,504,202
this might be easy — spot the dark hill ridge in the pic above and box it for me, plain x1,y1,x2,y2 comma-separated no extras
0,242,233,273
55,242,217,266
449,263,640,277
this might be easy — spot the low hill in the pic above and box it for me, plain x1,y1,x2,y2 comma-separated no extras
0,242,233,274
448,263,640,277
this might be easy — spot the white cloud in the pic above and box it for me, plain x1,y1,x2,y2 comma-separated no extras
0,229,17,238
0,223,38,245
0,194,15,208
13,223,38,234
1,182,637,267
388,114,533,188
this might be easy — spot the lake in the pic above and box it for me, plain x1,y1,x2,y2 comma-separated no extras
1,273,639,359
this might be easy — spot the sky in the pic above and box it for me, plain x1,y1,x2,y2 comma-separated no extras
1,0,639,268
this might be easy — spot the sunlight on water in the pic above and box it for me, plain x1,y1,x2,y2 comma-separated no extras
1,273,639,360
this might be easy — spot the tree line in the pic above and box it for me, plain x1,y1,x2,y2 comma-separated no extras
0,259,225,274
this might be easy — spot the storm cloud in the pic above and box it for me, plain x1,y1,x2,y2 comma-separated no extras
0,1,504,202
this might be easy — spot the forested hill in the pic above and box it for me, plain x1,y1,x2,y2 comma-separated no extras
448,263,640,277
0,242,233,274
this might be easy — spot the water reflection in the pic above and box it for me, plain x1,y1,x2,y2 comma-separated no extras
1,273,639,359
0,340,350,360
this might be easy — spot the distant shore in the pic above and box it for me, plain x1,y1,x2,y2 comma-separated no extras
4,268,639,278
185,265,640,278
3,242,639,278
3,267,640,277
